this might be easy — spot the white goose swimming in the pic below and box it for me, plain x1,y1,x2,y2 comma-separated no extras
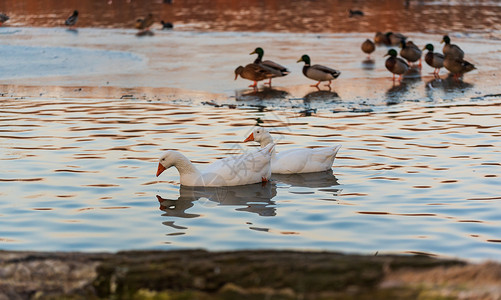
244,127,341,174
156,143,274,186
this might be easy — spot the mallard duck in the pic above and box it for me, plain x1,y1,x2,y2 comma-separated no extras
65,10,78,28
400,40,422,67
135,13,154,30
161,20,173,30
387,32,407,46
385,49,409,81
443,56,475,80
234,63,273,88
297,54,341,88
361,39,375,59
374,32,407,46
374,32,391,45
423,44,444,76
0,13,9,26
349,9,364,17
250,47,290,86
441,35,464,60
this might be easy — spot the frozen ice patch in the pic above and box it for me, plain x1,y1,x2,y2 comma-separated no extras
0,44,145,79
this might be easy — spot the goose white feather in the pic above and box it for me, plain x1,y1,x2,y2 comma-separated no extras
244,127,341,174
156,143,274,186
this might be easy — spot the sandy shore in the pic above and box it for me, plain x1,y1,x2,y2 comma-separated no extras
1,250,501,299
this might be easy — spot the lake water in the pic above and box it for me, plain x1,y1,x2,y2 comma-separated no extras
0,0,500,261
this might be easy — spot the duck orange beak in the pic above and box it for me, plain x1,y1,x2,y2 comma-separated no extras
243,132,254,142
156,163,166,177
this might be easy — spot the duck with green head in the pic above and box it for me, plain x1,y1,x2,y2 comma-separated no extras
234,63,273,88
423,44,444,76
441,35,464,60
250,47,290,86
385,49,409,82
297,55,341,89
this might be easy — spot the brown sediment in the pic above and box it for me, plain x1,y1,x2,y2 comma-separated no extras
2,250,501,299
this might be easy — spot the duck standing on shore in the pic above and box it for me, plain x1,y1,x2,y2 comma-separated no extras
441,35,464,60
423,44,444,77
361,39,376,59
385,49,409,82
297,54,341,89
250,47,290,86
441,35,475,79
443,56,476,80
400,40,422,68
234,64,273,89
65,10,78,29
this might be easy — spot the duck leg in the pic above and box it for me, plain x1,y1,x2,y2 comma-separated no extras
248,81,258,88
310,81,321,88
324,80,332,88
264,78,272,86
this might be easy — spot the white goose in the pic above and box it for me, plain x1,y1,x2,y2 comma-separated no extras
244,127,341,174
156,143,275,186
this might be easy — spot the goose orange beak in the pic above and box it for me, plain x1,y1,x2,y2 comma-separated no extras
243,132,254,142
156,163,166,177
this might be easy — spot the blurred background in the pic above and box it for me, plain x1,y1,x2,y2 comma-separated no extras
1,0,501,34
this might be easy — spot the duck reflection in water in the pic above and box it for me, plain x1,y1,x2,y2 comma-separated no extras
386,68,422,104
303,90,340,102
361,58,375,70
425,75,474,100
426,74,473,92
156,182,277,218
236,87,289,101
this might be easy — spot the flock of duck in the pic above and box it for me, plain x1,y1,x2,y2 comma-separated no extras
235,32,476,90
369,31,476,82
156,127,342,187
235,47,341,89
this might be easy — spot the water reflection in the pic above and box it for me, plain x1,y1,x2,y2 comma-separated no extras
273,169,340,188
386,81,410,104
361,59,376,70
386,68,422,104
157,182,277,218
425,75,474,93
235,87,289,101
303,90,340,102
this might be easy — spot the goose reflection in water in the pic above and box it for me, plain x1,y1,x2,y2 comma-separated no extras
272,169,340,189
235,87,289,101
157,182,277,218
